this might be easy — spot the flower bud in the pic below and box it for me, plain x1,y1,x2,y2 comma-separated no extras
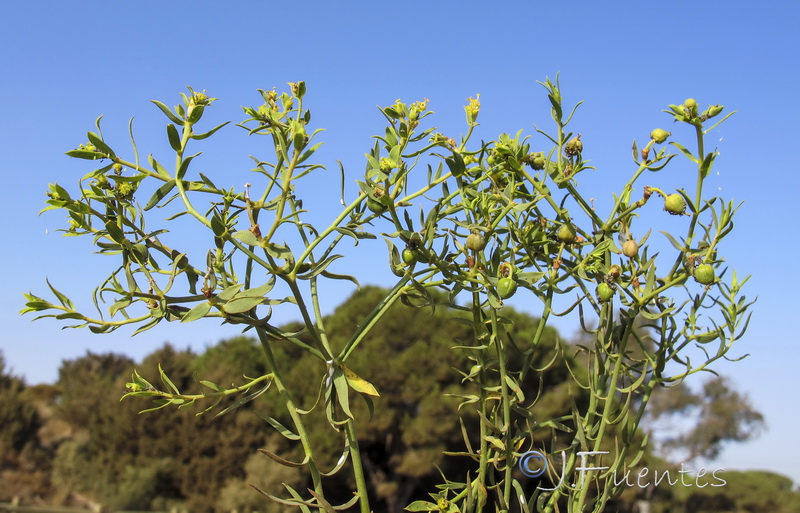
684,98,698,117
706,104,724,118
465,94,480,125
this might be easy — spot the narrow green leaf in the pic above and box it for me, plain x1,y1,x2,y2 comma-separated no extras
255,411,300,440
86,131,115,157
405,501,438,512
65,149,103,160
144,179,176,210
232,229,260,246
660,230,685,252
192,121,230,140
132,317,161,336
151,100,184,124
166,124,182,152
109,298,132,317
148,154,170,179
669,141,699,164
235,278,276,299
216,283,243,301
214,383,270,418
181,301,212,322
221,295,264,314
176,152,200,180
158,364,180,395
332,368,353,419
55,312,84,320
199,380,225,392
45,278,74,309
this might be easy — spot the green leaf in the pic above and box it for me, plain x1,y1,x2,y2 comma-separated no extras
216,283,243,301
199,380,225,392
214,383,270,418
86,131,115,157
166,123,182,152
144,179,176,210
332,367,353,419
65,149,103,160
660,230,685,252
235,278,276,299
104,220,125,243
158,364,180,395
46,278,74,310
232,229,260,246
255,411,301,440
180,301,212,322
669,141,699,164
484,435,505,451
176,152,200,180
151,100,184,124
55,312,84,320
148,154,170,179
192,121,230,140
132,317,161,336
341,365,380,397
297,255,343,281
405,501,438,512
109,298,132,317
221,295,264,314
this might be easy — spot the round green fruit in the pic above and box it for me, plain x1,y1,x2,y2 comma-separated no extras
367,198,388,214
650,128,670,144
466,230,486,251
664,193,686,215
402,248,417,265
694,264,715,285
497,278,517,299
622,240,639,258
557,223,577,243
597,282,615,302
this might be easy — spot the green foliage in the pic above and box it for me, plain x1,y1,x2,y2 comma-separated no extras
23,80,754,513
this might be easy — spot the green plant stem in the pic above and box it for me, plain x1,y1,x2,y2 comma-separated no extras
344,419,372,513
254,328,325,498
340,276,411,362
128,373,274,402
489,309,513,509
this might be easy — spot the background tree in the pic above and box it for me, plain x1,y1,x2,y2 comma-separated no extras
0,352,50,503
647,375,764,461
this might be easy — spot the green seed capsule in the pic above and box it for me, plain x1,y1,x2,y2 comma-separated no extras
557,223,577,243
622,240,639,258
597,282,615,302
650,128,670,144
664,194,686,215
694,264,715,285
497,278,517,299
466,229,486,251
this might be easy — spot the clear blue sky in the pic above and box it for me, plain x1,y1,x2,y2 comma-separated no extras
2,1,798,485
